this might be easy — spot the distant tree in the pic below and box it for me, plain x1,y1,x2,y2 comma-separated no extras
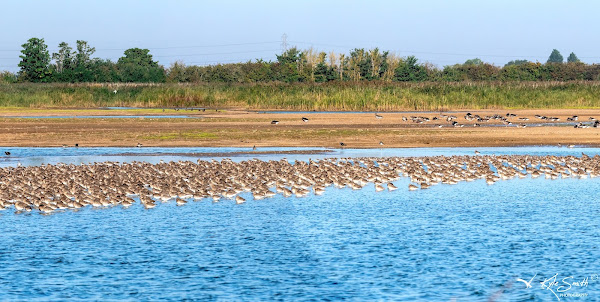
463,58,483,66
275,47,303,82
18,37,51,82
504,59,529,67
0,71,17,83
394,56,428,81
567,52,580,63
52,42,74,73
313,52,337,82
117,48,165,82
276,47,302,65
547,49,563,63
348,48,372,81
75,40,96,67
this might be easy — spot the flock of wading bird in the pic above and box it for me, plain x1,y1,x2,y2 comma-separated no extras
271,112,600,129
1,153,599,214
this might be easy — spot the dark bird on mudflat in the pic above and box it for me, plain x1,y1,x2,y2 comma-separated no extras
340,142,346,147
271,120,279,125
302,117,309,122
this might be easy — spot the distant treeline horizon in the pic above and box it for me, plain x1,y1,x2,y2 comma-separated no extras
2,37,599,84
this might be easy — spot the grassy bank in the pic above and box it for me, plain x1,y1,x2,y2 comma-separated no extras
1,81,600,110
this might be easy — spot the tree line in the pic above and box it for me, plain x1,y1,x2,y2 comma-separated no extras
3,37,600,84
11,38,164,83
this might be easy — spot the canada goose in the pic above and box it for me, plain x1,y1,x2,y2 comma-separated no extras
302,117,309,122
340,142,346,147
375,113,383,119
4,151,10,156
271,120,279,125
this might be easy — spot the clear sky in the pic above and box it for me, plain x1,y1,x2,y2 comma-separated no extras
1,0,598,72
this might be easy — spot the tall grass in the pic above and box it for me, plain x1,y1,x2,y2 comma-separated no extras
1,81,600,110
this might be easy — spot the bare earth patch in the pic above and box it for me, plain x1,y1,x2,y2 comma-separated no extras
1,109,600,148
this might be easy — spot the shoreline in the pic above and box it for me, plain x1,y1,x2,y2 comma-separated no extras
2,108,600,148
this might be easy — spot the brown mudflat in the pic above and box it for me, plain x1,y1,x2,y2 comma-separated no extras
1,109,599,148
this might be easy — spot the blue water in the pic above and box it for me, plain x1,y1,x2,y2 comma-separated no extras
0,146,598,167
1,147,599,301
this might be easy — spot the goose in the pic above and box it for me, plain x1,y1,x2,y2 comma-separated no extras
302,117,309,122
271,120,279,125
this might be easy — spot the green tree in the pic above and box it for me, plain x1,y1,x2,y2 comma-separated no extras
567,52,580,63
463,58,483,66
52,42,74,73
504,59,529,67
394,56,428,81
18,37,51,82
75,40,96,67
117,48,165,82
547,49,563,63
275,47,303,82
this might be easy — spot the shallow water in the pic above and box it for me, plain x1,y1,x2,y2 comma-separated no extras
1,147,599,301
0,146,598,167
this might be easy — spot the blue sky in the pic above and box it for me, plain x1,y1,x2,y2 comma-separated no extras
1,0,598,72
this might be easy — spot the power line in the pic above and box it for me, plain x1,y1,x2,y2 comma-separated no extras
289,40,600,60
0,41,280,52
153,49,280,58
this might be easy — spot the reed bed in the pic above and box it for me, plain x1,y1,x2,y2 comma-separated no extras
1,81,599,110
